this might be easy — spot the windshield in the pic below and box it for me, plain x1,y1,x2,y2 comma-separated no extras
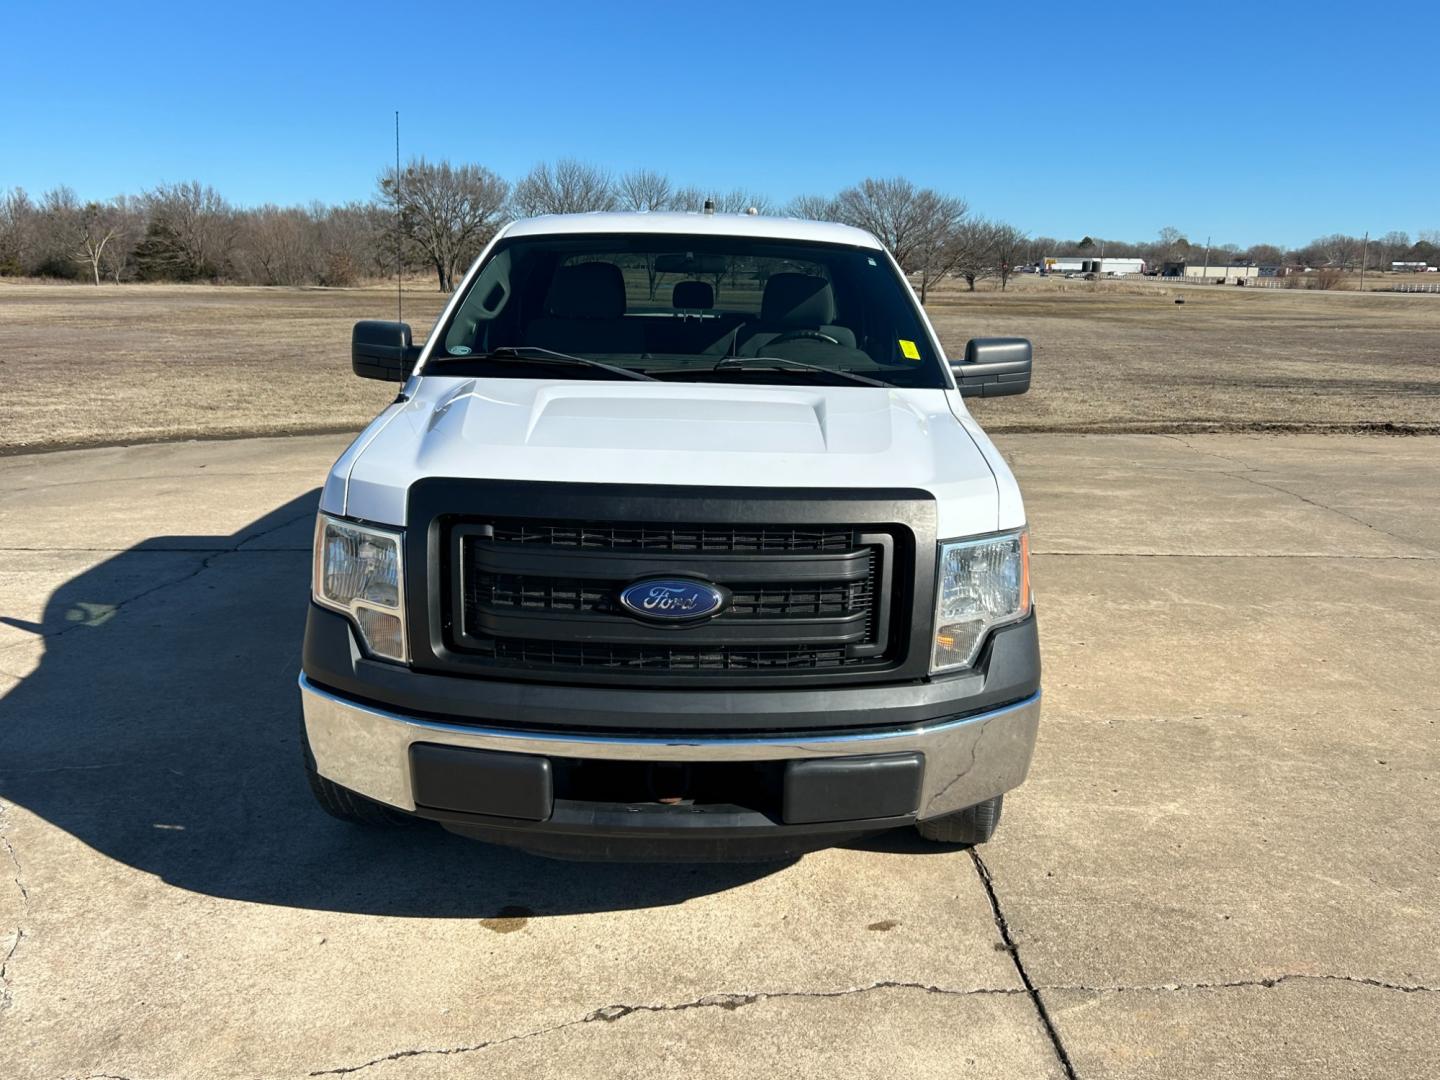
427,232,949,389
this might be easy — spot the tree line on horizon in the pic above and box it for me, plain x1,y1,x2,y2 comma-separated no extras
2,158,1436,297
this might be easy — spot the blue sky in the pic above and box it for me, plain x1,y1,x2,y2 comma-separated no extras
4,1,1436,248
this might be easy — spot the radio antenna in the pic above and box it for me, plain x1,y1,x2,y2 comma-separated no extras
394,110,402,324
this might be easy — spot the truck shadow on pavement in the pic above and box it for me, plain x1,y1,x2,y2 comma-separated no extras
0,492,779,917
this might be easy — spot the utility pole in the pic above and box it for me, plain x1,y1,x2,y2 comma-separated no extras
1359,231,1369,292
1202,235,1211,282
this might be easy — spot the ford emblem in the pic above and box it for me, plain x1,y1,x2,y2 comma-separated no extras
617,578,727,622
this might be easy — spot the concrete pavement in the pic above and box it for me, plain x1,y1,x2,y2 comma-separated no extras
0,432,1436,1079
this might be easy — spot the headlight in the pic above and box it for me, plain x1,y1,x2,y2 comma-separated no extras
931,529,1031,673
313,514,407,662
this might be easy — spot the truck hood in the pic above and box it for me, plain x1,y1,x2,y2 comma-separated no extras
330,377,1005,536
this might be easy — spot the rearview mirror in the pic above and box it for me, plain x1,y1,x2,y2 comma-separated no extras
952,338,1032,398
352,320,422,382
653,252,728,275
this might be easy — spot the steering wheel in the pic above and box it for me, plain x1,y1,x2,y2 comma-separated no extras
767,328,841,346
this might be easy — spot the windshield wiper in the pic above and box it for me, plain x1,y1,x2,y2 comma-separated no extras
713,356,888,387
452,345,657,381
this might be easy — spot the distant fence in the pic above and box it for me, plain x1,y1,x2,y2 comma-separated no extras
1248,278,1440,293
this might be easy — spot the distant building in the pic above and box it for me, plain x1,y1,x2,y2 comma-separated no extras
1161,261,1262,283
1043,257,1146,276
1391,261,1429,272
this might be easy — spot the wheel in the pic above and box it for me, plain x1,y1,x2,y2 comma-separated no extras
302,728,414,827
915,794,1004,846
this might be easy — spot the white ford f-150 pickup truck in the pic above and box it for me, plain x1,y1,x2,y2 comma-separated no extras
300,211,1039,860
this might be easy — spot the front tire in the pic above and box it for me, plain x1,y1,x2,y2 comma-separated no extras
915,794,1004,846
303,726,414,827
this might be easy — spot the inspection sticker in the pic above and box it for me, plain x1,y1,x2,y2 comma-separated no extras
898,339,921,361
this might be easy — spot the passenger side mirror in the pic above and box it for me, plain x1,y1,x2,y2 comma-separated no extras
352,320,422,382
952,338,1032,398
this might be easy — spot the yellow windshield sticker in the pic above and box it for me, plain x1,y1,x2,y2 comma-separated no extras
899,339,921,361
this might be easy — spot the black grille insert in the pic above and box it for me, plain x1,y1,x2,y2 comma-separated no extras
473,573,874,620
446,519,898,677
487,520,854,553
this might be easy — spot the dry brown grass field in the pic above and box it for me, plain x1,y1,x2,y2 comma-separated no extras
2,275,1437,454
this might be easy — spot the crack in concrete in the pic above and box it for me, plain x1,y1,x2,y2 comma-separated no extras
0,553,222,657
306,981,1026,1076
0,761,143,779
1061,974,1439,996
0,467,321,496
0,509,315,658
233,509,319,551
293,968,1440,1076
0,928,23,1012
0,800,28,1016
1161,434,1435,554
0,807,28,910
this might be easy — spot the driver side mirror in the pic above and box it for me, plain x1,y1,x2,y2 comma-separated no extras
352,320,422,382
951,338,1032,398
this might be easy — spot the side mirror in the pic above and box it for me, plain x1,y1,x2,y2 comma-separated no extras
352,320,422,382
952,337,1032,398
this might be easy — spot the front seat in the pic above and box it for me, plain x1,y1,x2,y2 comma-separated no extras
738,273,857,355
526,262,645,355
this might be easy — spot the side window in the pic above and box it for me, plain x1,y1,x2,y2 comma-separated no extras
444,249,513,354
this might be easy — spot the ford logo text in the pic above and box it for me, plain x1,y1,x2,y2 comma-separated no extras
617,578,727,622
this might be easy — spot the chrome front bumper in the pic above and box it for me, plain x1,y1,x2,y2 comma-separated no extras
300,674,1040,822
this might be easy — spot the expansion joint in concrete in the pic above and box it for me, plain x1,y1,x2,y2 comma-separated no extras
969,848,1081,1080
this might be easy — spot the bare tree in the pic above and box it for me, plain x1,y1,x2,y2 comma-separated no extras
833,178,957,269
99,196,141,283
988,222,1028,291
380,158,509,292
315,200,387,285
1375,230,1410,269
785,193,839,220
908,195,972,303
828,178,970,302
950,218,1001,291
0,188,39,275
713,189,774,214
616,169,673,211
71,200,129,285
511,159,617,217
33,186,82,277
1243,243,1284,267
235,204,315,285
1156,226,1185,257
1316,233,1363,269
843,183,962,295
136,181,235,281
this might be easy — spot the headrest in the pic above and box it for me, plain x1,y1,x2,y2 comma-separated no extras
761,273,836,326
546,262,626,319
672,280,714,309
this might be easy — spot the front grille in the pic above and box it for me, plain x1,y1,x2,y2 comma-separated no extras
447,518,898,678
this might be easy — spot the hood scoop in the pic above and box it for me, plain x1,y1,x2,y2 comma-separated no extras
520,386,831,453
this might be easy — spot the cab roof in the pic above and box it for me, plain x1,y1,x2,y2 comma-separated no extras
502,211,884,250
